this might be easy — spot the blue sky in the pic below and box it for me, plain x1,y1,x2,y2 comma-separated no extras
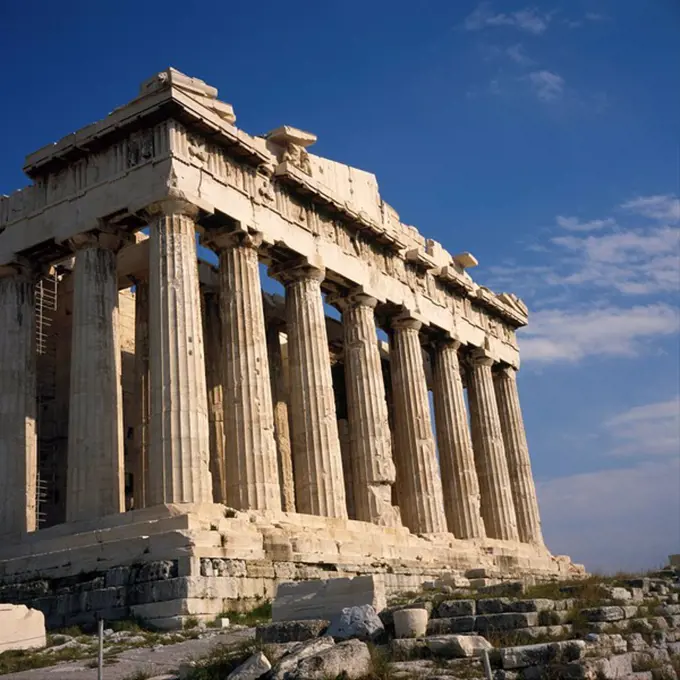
2,1,678,572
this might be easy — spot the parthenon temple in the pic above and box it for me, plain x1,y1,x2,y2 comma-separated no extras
0,69,581,629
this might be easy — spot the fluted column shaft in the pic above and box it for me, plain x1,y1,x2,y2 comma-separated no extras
212,231,280,510
267,324,296,512
390,317,447,533
132,278,150,510
341,294,399,526
0,265,37,535
432,340,486,539
67,235,126,522
202,289,227,504
494,365,544,544
467,352,519,541
274,264,347,518
148,202,212,504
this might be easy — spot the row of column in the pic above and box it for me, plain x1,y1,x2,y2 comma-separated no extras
0,199,542,546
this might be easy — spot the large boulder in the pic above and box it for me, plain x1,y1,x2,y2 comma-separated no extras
272,576,385,622
270,637,336,680
0,604,46,653
293,639,372,679
327,604,385,642
226,651,271,680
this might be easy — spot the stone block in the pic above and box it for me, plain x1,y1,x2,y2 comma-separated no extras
390,637,427,657
427,616,476,634
512,598,555,613
603,586,633,601
226,651,271,680
272,576,385,622
477,580,526,597
256,620,329,643
0,604,46,652
475,612,539,632
477,598,513,614
500,640,586,669
425,634,492,658
393,608,428,638
581,606,626,622
436,599,476,618
294,639,372,679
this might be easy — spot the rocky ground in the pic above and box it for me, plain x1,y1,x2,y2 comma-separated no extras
2,565,679,680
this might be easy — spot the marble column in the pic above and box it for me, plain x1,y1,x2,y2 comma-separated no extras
340,293,400,526
0,264,37,535
432,339,486,539
67,233,127,522
494,365,544,544
390,316,447,533
267,324,296,512
207,229,280,511
147,201,212,505
202,289,227,504
132,277,150,510
272,262,347,518
467,351,519,541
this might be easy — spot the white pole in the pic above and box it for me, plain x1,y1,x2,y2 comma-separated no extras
481,648,493,680
98,618,104,680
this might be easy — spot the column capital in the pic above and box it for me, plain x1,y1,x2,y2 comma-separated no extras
144,198,201,220
391,315,422,332
202,226,264,252
328,288,378,312
0,258,40,281
269,257,326,285
469,347,496,367
434,336,463,353
67,229,133,254
494,363,518,379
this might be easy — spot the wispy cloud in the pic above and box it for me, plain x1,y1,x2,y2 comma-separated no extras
622,194,680,222
538,458,680,572
605,397,680,457
527,70,565,101
489,195,680,297
464,3,551,35
556,216,615,232
506,43,533,65
519,303,680,363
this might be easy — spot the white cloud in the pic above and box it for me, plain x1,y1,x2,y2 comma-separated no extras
464,3,550,34
538,459,680,572
528,70,564,101
622,195,680,223
605,397,680,457
506,43,533,65
519,303,680,363
556,215,614,232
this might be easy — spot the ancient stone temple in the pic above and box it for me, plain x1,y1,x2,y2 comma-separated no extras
0,69,582,629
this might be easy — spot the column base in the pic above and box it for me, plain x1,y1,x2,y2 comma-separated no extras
0,505,584,630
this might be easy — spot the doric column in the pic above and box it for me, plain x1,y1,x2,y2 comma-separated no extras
267,324,296,512
467,351,519,541
132,277,150,510
390,316,447,534
494,365,544,544
202,289,227,504
67,232,128,522
431,339,486,539
271,261,347,518
0,263,37,535
204,228,281,511
338,292,400,526
147,200,212,504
